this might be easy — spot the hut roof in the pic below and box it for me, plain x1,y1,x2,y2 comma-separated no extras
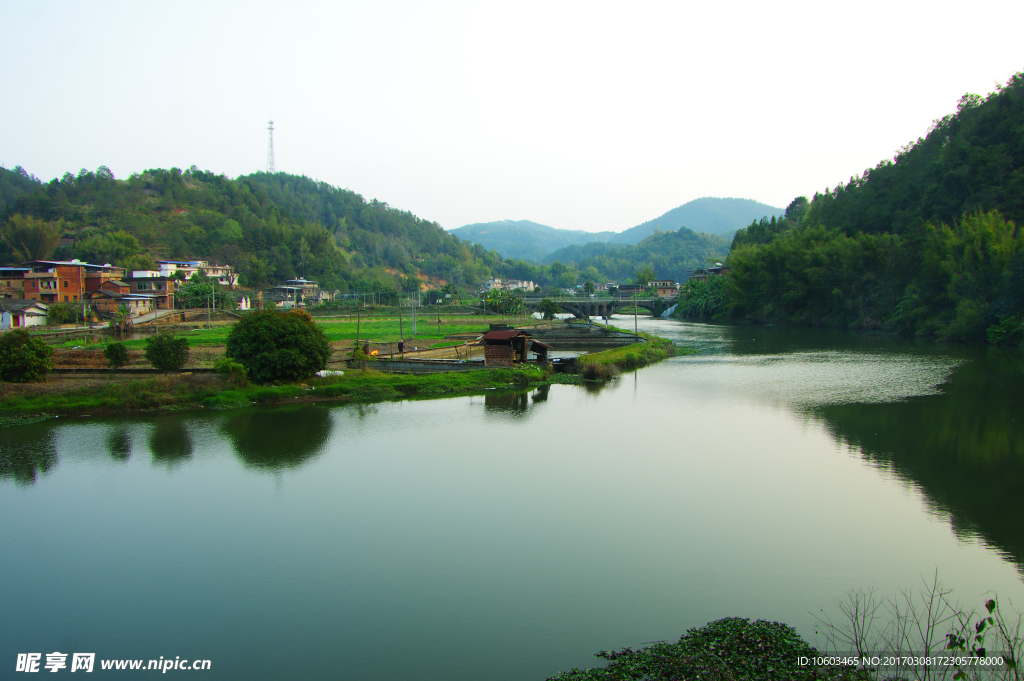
482,329,532,341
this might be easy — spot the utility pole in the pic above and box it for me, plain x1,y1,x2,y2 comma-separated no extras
207,289,211,329
398,292,404,340
266,120,276,173
633,292,638,338
411,292,417,336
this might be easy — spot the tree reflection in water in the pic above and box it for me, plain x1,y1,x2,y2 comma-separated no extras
221,405,332,471
149,417,194,467
106,427,132,461
811,349,1024,574
0,424,57,486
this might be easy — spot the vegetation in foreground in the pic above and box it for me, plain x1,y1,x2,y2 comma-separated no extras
548,617,861,681
550,578,1024,681
0,366,585,419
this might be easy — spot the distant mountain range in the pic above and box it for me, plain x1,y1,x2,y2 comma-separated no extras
449,197,783,261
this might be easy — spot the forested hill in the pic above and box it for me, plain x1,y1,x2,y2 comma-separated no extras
611,197,783,242
448,220,617,261
546,227,730,284
0,167,496,293
451,198,781,261
722,70,1024,344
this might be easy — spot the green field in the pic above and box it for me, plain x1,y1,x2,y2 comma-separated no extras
74,314,536,350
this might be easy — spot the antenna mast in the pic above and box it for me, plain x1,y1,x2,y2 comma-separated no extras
266,120,276,173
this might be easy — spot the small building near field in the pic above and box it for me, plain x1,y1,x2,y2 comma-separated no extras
482,328,550,367
0,300,49,329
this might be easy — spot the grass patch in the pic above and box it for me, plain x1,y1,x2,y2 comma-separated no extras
576,331,692,372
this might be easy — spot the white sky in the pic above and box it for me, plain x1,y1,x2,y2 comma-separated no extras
2,0,1022,232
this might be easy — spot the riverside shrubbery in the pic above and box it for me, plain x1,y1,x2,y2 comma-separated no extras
0,330,54,382
226,310,331,383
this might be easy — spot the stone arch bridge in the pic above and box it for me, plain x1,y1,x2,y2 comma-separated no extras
523,296,674,319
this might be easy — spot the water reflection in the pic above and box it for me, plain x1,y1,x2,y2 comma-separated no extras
483,385,552,421
0,424,57,485
221,405,332,470
149,417,194,466
811,348,1024,571
106,426,133,461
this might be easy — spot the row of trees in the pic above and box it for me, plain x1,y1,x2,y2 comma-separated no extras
1,309,333,386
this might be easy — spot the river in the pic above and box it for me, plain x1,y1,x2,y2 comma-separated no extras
2,318,1022,680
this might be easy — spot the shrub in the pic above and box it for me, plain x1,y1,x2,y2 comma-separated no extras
103,342,129,368
214,357,248,387
0,330,55,382
226,309,332,383
144,332,190,375
581,362,617,381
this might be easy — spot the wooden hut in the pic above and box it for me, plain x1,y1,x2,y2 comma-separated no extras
482,329,550,367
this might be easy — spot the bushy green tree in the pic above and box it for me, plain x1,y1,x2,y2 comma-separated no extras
634,264,656,286
1,214,62,262
0,330,54,382
103,342,129,368
539,298,560,320
144,332,190,374
225,309,331,383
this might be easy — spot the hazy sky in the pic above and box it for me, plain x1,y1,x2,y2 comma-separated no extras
3,1,1022,232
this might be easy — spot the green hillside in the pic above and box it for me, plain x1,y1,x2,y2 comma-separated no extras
720,69,1024,344
546,227,730,284
0,167,496,294
451,198,781,263
610,197,784,243
448,219,617,261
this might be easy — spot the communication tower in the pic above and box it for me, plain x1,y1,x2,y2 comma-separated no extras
266,120,276,174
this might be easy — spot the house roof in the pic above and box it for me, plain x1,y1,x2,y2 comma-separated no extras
482,329,532,341
0,299,49,313
21,260,122,271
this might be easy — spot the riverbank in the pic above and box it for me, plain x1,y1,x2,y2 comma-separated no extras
0,367,589,424
1,321,686,424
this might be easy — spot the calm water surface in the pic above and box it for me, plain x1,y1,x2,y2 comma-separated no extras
2,319,1023,680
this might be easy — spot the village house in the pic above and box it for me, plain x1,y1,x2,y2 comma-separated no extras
504,279,536,291
0,300,49,329
88,288,157,316
651,280,679,297
0,267,30,299
482,328,550,367
618,284,644,296
688,265,730,283
84,263,128,293
155,260,238,287
125,275,177,309
21,260,87,304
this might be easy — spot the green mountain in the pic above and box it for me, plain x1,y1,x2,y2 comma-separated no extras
451,198,782,262
723,69,1024,343
609,197,784,243
545,227,730,284
448,220,617,261
0,167,497,294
